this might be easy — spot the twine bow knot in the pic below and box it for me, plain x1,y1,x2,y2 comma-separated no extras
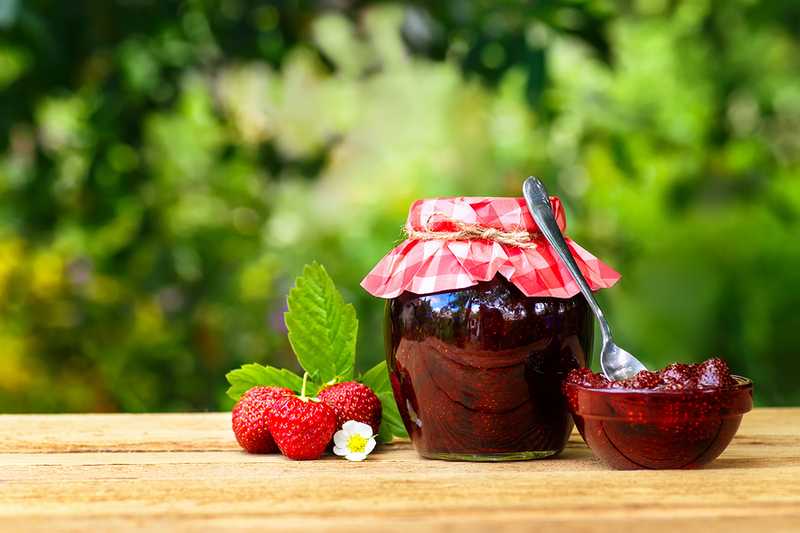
404,216,538,249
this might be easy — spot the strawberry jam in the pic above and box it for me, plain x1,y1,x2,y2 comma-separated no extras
386,275,593,461
564,360,753,469
565,358,739,391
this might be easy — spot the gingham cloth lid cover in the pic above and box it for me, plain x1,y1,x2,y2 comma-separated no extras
361,196,620,298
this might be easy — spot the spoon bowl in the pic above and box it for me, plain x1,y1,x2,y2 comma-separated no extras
522,177,646,381
600,343,646,382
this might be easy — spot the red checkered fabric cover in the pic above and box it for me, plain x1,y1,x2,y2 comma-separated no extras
361,196,620,298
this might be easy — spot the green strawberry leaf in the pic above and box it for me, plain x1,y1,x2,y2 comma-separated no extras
225,363,305,401
285,262,357,383
377,413,395,442
361,361,408,443
360,359,390,391
377,392,407,442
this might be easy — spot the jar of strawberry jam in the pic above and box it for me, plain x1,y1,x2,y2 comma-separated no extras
362,196,620,461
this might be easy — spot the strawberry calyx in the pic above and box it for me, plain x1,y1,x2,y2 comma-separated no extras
297,372,322,403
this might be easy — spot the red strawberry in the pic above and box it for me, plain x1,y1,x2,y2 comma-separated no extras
318,381,382,434
231,386,293,454
268,394,337,460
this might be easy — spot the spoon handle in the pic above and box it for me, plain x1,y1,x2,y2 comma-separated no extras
522,177,613,343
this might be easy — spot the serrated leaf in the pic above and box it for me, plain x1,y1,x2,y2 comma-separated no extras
377,415,395,442
360,360,390,393
285,262,357,383
377,391,408,442
361,361,408,442
225,363,305,401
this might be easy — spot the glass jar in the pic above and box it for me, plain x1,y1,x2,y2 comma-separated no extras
385,275,593,461
361,195,619,461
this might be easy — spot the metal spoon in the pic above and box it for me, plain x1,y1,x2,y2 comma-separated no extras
522,176,646,381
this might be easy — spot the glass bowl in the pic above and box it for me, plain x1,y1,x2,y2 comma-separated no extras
564,376,753,469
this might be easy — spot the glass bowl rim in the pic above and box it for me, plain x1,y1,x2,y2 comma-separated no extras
564,375,753,396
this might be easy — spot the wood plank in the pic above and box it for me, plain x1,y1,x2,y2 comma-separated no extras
0,409,798,532
1,408,795,453
0,413,237,453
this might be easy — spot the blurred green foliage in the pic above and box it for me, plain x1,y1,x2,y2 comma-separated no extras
1,1,799,412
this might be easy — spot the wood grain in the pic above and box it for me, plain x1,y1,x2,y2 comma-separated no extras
1,409,798,532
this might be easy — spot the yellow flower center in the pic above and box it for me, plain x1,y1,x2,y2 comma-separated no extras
347,433,368,453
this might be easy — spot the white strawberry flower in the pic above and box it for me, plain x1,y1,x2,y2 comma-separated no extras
332,420,377,462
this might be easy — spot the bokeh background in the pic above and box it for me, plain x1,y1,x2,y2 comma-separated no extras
1,0,799,413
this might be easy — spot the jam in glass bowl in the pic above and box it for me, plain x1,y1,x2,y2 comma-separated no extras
386,275,593,461
564,360,753,469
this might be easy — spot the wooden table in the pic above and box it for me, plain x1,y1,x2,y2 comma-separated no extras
1,408,798,532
